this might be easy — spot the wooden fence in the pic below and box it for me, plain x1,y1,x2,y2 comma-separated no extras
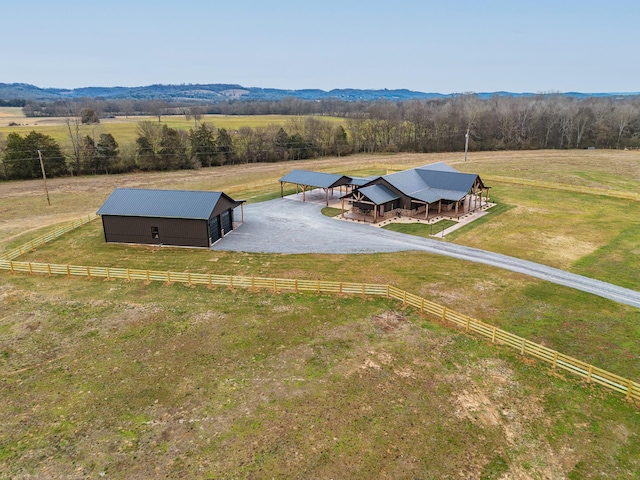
0,214,98,262
484,175,640,202
1,257,638,403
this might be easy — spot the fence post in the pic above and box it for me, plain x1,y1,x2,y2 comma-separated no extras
420,298,424,312
552,351,558,370
209,273,213,287
295,279,298,293
10,261,14,273
403,290,407,306
126,269,131,281
146,270,150,283
47,263,52,276
587,365,593,383
317,281,320,294
28,262,33,274
188,272,191,285
66,265,71,277
273,278,277,293
251,276,255,289
106,267,110,281
442,307,447,322
230,276,234,288
167,271,171,283
521,338,526,355
627,380,634,402
86,266,91,279
492,326,497,343
386,285,390,298
362,284,365,299
466,316,470,333
339,282,343,294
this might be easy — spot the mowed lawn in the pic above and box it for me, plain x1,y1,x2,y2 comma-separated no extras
1,150,639,478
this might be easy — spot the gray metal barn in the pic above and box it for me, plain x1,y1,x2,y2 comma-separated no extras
96,188,244,248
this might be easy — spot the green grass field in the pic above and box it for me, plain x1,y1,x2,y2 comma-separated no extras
0,113,344,146
1,150,640,478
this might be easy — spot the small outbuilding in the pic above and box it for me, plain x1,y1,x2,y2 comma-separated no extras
96,188,244,248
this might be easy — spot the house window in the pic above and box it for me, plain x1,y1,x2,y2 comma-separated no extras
151,226,159,239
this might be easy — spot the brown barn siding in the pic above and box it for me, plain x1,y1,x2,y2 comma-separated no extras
102,216,210,248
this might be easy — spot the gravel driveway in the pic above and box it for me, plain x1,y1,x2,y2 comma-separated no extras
214,198,640,309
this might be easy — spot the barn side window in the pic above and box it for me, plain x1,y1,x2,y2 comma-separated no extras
151,226,159,239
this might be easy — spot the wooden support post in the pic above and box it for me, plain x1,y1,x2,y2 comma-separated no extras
442,307,447,322
167,271,171,283
47,263,52,276
587,365,593,383
521,338,526,355
209,273,213,287
626,380,634,401
466,316,470,332
438,200,442,214
251,276,255,289
187,271,191,285
67,265,71,277
403,290,407,306
362,284,365,299
339,282,343,294
273,278,277,293
552,351,558,370
86,265,91,279
295,279,298,292
341,198,345,218
325,188,329,207
386,285,390,298
127,269,131,281
280,182,284,198
420,298,424,312
28,262,33,274
146,270,150,282
317,280,320,294
302,186,306,202
492,326,497,343
241,204,245,224
106,267,110,281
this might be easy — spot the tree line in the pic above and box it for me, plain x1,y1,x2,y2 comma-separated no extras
1,94,639,180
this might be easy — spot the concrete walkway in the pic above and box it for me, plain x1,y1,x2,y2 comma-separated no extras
214,197,640,309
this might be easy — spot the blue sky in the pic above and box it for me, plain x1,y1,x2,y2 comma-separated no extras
1,0,638,93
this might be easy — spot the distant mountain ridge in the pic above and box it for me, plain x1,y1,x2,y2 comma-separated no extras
0,82,638,102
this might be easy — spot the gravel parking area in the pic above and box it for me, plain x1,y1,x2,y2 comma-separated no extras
214,198,640,309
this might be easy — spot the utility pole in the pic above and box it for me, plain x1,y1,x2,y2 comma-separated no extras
464,128,470,162
37,149,51,206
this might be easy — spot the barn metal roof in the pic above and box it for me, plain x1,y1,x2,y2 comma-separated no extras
357,184,400,204
96,188,236,220
279,169,350,188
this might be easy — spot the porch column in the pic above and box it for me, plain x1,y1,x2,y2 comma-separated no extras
455,201,459,216
374,206,378,223
341,198,345,218
425,202,429,220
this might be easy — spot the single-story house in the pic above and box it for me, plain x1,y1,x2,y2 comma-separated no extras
96,188,244,248
342,162,489,222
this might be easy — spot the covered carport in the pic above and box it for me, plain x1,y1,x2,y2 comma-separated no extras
279,170,353,206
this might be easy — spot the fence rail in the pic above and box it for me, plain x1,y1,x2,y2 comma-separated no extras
0,214,98,262
1,256,638,402
484,175,640,202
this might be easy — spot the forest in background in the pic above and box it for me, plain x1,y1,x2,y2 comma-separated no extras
1,93,639,180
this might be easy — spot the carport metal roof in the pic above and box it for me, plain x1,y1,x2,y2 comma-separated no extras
279,169,351,189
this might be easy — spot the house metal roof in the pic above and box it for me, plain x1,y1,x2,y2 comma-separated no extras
279,170,350,189
357,184,400,204
96,188,236,220
381,163,478,202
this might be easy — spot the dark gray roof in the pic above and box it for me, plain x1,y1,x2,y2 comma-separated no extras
279,169,350,188
348,176,378,186
357,184,399,204
97,188,236,220
381,163,478,202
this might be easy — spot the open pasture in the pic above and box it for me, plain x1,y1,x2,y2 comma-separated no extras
1,150,639,478
0,113,344,146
